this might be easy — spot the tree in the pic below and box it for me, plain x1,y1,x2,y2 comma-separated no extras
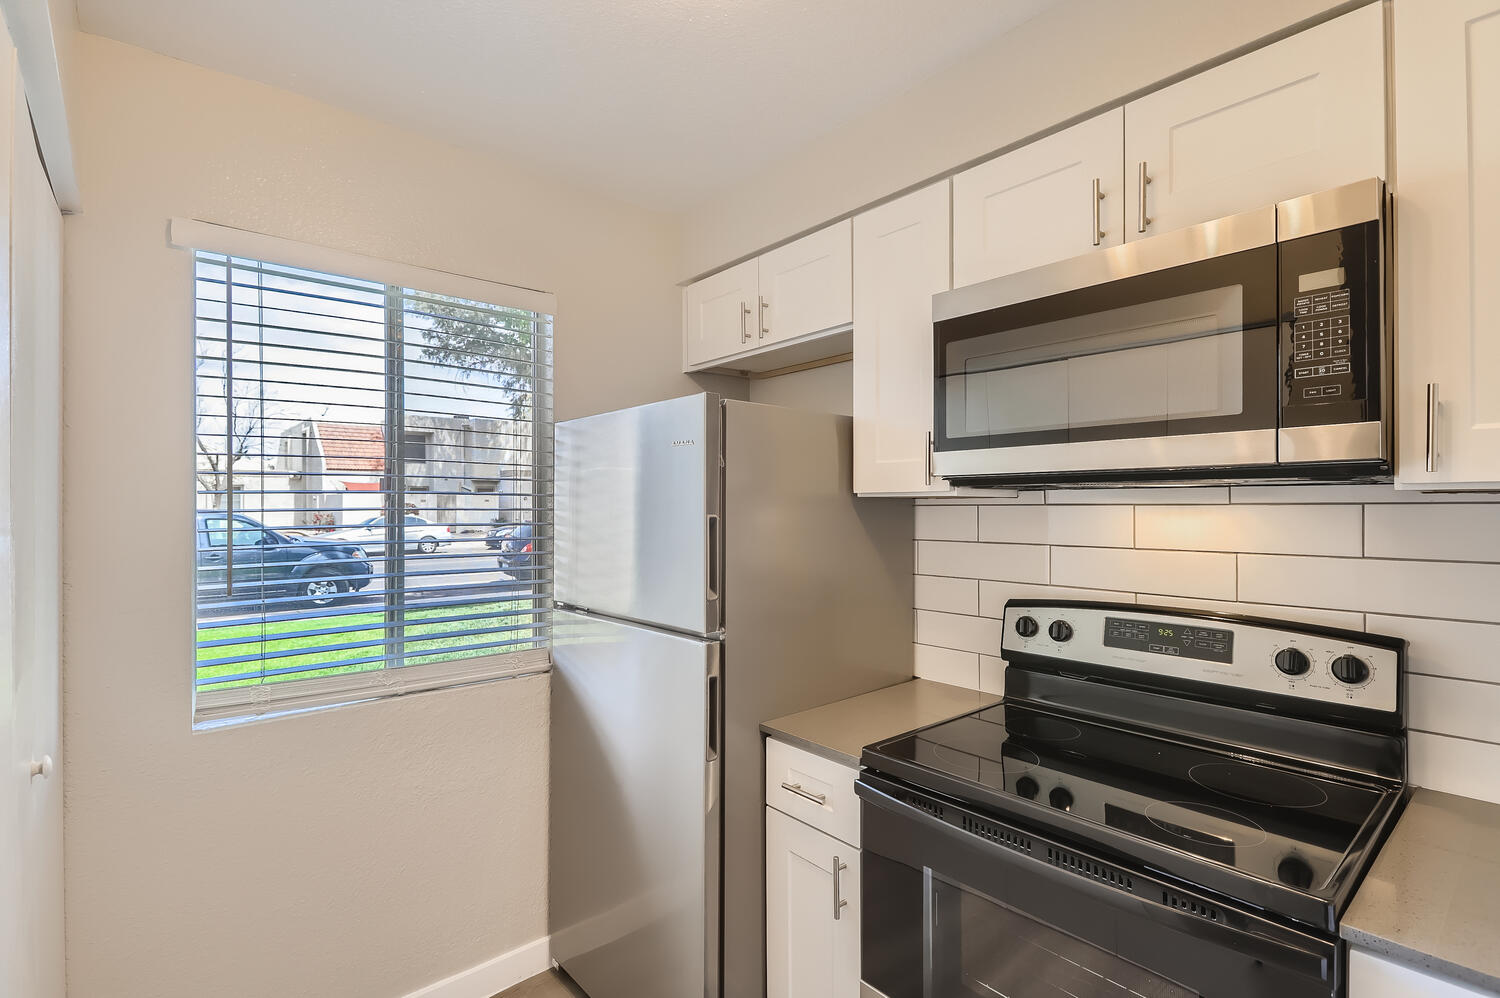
405,294,546,420
195,361,264,511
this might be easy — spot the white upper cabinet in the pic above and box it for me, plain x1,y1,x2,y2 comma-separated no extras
1393,0,1500,488
684,258,757,369
765,806,860,998
953,108,1125,287
757,220,853,346
853,182,952,496
1126,3,1386,239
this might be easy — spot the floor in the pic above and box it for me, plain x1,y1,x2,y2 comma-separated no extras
493,969,589,998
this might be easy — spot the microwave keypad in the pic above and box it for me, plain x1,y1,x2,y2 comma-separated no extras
1289,288,1355,406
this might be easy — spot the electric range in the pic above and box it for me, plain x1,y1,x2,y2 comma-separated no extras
857,600,1409,998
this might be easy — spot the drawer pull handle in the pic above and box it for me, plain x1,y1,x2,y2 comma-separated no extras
780,781,827,806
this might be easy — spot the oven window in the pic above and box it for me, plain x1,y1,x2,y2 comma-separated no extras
934,245,1278,452
929,876,1199,998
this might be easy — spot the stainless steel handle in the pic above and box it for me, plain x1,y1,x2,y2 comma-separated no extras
1426,382,1439,473
1137,161,1152,233
833,856,849,920
705,513,720,600
740,302,750,343
706,674,720,762
1092,177,1105,246
925,431,934,486
759,296,769,339
780,781,827,805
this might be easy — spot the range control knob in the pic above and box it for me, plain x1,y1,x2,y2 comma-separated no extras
1048,620,1074,643
1015,615,1040,638
1015,776,1040,800
1331,655,1370,685
1277,855,1315,890
1274,648,1311,677
1048,786,1074,811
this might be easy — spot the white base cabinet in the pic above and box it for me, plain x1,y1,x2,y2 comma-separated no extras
1349,948,1500,998
765,806,860,998
853,181,952,495
1392,0,1500,488
1125,3,1385,239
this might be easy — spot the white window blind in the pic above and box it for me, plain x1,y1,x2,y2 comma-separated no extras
190,241,553,725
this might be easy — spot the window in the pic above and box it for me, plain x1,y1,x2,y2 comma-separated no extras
191,239,553,725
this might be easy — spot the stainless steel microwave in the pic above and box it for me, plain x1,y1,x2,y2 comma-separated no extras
931,178,1391,486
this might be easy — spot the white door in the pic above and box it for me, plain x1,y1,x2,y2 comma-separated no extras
1393,0,1500,488
853,181,952,495
757,220,852,347
953,108,1124,287
2,32,66,998
684,258,757,369
765,807,860,998
1125,3,1385,239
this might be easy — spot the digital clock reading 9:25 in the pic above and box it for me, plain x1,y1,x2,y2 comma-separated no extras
1103,617,1235,665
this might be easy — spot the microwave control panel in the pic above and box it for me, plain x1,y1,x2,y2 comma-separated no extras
1278,218,1382,428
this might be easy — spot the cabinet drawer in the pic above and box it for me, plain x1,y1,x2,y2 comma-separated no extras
765,737,860,848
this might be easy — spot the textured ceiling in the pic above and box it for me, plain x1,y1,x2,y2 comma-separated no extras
73,0,1055,210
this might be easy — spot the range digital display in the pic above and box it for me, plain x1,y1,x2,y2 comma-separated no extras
1103,616,1234,664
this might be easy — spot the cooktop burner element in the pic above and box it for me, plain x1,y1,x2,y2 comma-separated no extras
1004,713,1083,743
1190,761,1331,809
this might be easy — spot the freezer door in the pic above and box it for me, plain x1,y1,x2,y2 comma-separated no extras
549,610,722,998
555,393,722,636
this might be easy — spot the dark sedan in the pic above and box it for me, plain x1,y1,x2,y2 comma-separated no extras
196,512,375,608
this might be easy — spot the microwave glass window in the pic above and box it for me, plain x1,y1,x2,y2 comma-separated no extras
944,285,1246,440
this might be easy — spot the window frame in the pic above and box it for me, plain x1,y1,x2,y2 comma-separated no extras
179,220,556,727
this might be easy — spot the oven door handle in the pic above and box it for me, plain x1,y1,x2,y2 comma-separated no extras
856,778,1335,984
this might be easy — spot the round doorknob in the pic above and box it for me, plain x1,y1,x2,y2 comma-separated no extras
29,755,53,781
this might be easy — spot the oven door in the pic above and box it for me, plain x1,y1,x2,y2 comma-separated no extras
932,207,1280,484
857,774,1339,998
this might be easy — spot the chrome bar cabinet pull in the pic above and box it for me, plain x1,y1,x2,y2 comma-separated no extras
1092,177,1106,246
759,296,769,339
1137,161,1152,233
833,856,848,920
779,781,827,806
740,301,751,343
1426,382,1439,473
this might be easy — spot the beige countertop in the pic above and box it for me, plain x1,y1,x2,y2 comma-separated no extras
1342,788,1500,992
761,679,1001,768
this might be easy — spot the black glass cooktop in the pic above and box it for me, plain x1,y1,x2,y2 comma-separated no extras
865,701,1396,897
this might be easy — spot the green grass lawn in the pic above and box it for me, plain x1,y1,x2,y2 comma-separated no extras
195,598,543,689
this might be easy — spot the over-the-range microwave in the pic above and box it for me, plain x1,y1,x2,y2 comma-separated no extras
931,178,1391,487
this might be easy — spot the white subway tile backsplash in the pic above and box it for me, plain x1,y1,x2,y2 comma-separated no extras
915,504,978,541
981,505,1133,547
915,540,1049,583
1409,731,1500,805
1408,675,1500,744
979,655,1005,695
1134,595,1364,631
978,581,1135,619
1365,504,1500,562
914,642,980,688
908,491,1500,800
1052,547,1237,600
1136,504,1362,557
1046,487,1228,505
915,609,1004,655
1365,614,1500,683
1238,555,1500,623
914,575,979,615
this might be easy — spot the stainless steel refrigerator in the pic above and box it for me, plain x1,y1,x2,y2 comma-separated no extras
549,393,912,998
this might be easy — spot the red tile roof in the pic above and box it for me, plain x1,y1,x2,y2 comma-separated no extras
316,422,385,473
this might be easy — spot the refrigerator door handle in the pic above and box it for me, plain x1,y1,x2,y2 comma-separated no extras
706,674,720,762
705,513,721,602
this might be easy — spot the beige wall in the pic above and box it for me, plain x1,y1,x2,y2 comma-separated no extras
60,33,734,998
680,0,1357,278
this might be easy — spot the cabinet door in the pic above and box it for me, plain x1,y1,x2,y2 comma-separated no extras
1125,3,1385,240
765,808,860,998
1349,948,1498,997
953,108,1124,287
1393,0,1500,487
757,220,853,346
853,182,952,495
684,258,756,369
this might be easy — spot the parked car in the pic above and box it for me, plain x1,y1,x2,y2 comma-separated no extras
492,521,542,592
320,514,453,554
195,512,374,608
